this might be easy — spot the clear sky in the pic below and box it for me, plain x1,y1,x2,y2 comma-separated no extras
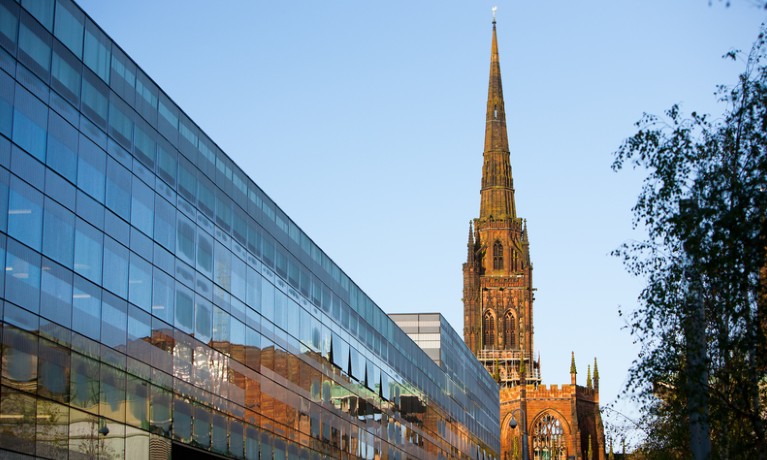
77,0,766,441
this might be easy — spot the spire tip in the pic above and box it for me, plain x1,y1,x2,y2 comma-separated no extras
491,6,497,24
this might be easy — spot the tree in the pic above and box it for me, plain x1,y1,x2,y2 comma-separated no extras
612,25,767,458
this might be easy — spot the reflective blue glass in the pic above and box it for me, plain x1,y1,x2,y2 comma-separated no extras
7,176,43,250
12,84,47,161
196,227,213,279
18,17,50,75
175,213,194,266
54,0,84,58
154,195,175,251
5,238,41,312
42,197,74,268
72,274,100,340
73,218,102,284
152,267,173,324
46,110,78,182
101,238,128,302
0,70,13,138
105,156,130,220
83,20,109,82
173,281,193,334
40,258,72,328
130,176,153,237
101,291,126,349
213,240,231,291
51,44,81,104
21,0,53,31
0,1,19,54
76,134,105,202
194,294,212,343
128,252,151,311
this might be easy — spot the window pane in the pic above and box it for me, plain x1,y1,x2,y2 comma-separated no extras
131,176,153,237
51,43,81,105
157,144,176,186
195,295,212,343
105,156,131,220
42,197,75,267
21,0,53,31
154,196,175,251
0,2,19,54
77,134,105,202
72,275,101,340
152,268,173,324
176,213,195,266
81,72,108,128
129,252,151,311
46,109,78,182
214,240,231,291
8,176,44,250
83,20,109,82
102,236,128,298
40,258,72,328
18,16,51,76
73,218,102,284
5,239,41,312
101,291,127,349
12,84,47,161
54,0,84,57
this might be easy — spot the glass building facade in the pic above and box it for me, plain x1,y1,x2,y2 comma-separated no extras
0,1,500,458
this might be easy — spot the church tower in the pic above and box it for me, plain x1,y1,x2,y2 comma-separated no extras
463,15,540,387
463,16,606,460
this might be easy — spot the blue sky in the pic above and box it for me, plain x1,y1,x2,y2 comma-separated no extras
78,0,766,440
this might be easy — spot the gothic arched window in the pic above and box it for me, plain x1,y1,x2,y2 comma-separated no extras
504,311,515,348
532,413,567,460
493,241,503,270
483,310,495,349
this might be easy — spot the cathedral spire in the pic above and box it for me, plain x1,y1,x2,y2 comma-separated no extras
479,16,516,221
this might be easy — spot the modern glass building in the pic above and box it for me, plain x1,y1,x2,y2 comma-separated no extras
0,1,500,458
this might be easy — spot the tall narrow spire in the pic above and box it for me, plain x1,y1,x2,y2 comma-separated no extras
480,16,516,220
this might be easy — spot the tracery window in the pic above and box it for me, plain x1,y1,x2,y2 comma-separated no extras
493,240,503,270
482,310,495,349
532,413,566,460
503,311,515,348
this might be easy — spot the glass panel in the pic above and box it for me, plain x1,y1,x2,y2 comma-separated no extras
176,213,195,266
0,387,36,455
0,1,19,55
12,84,47,161
54,0,84,58
101,291,127,349
126,374,148,429
157,143,176,186
72,274,101,340
77,133,106,202
131,175,154,237
18,14,51,76
150,384,172,436
105,156,131,220
73,218,102,284
128,252,151,311
174,281,193,334
8,175,44,250
197,225,213,278
81,71,108,128
194,294,212,344
99,363,126,423
154,195,175,251
22,0,54,30
134,122,156,168
36,399,69,458
5,238,41,312
40,258,72,328
152,267,173,324
214,239,231,291
70,352,99,410
102,236,129,298
83,19,109,82
47,108,78,182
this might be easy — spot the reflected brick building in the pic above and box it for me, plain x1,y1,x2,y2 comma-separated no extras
462,18,605,460
0,0,500,458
